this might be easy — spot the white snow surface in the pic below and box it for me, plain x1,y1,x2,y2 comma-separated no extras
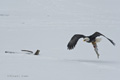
0,0,120,80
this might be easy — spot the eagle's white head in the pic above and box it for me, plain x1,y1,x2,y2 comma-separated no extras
83,37,90,42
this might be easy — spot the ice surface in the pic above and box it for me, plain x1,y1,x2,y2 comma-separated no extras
0,0,120,80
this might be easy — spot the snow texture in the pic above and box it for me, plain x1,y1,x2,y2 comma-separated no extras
0,0,120,80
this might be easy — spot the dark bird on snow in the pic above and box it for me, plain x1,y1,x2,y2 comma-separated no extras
67,32,115,58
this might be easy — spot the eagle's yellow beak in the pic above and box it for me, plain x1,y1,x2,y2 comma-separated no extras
83,39,86,41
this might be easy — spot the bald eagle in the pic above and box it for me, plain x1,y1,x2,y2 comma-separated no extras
67,32,115,58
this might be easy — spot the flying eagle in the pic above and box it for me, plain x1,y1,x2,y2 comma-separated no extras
67,32,115,58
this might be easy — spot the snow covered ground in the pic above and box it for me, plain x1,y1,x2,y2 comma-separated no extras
0,0,120,80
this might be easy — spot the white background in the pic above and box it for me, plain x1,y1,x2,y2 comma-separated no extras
0,0,120,80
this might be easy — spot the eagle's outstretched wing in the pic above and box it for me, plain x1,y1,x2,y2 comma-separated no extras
91,32,115,46
67,34,85,49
